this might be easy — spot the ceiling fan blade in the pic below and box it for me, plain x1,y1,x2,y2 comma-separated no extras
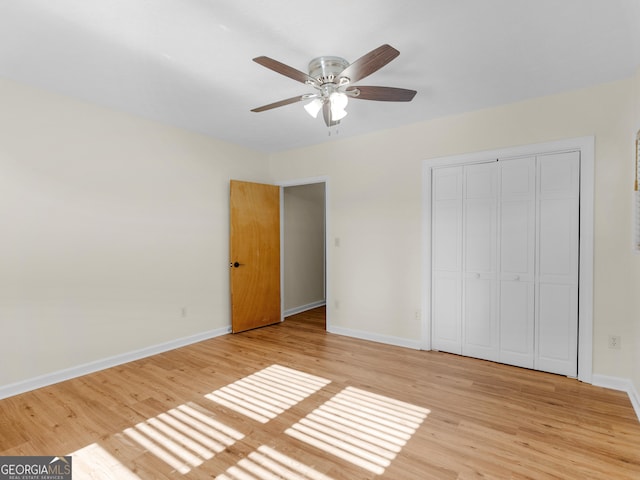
337,44,400,84
322,101,339,127
348,86,417,102
253,56,317,85
251,95,307,112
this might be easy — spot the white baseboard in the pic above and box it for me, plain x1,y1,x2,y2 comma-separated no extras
0,326,231,401
283,300,326,318
327,326,422,350
592,374,640,423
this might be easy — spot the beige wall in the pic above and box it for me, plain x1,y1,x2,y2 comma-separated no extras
283,183,325,313
0,79,269,386
2,72,639,396
269,77,640,385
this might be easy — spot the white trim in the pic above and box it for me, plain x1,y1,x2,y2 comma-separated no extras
276,176,330,331
277,176,329,188
578,137,595,383
421,162,433,351
422,136,595,383
0,326,231,401
592,374,640,423
279,185,285,322
328,326,422,350
284,300,327,318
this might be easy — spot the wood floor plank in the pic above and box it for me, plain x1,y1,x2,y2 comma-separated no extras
1,306,639,479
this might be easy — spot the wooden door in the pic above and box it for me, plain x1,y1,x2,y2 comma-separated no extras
230,180,281,333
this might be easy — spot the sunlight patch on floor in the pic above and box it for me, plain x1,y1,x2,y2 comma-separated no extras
69,442,142,479
206,364,331,423
64,367,429,478
216,445,334,480
285,387,430,475
122,402,245,475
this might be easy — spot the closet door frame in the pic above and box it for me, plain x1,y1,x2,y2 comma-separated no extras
422,136,594,383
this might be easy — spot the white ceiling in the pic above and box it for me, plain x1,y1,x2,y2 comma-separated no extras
1,0,639,153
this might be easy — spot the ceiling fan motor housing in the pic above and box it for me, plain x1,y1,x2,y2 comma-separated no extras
308,56,349,84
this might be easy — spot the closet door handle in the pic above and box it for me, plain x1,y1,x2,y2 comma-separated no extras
501,274,521,281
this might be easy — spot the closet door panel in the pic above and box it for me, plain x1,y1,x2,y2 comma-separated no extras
465,199,496,273
538,154,579,195
500,199,535,276
500,281,535,368
462,163,498,361
433,201,462,271
432,167,463,353
500,158,535,278
536,152,579,377
463,276,498,361
538,197,579,284
433,272,462,353
464,163,497,274
537,284,578,372
499,158,535,368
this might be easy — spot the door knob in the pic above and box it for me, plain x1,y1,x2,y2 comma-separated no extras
230,261,244,268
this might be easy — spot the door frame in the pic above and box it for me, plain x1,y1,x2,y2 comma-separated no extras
276,176,330,330
421,136,594,383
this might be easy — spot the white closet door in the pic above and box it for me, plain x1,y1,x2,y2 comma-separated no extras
432,166,463,353
462,163,498,361
499,157,536,368
536,152,580,376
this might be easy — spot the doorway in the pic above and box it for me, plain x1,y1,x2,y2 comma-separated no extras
278,177,329,329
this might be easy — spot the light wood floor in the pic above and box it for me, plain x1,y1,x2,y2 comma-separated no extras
1,307,639,479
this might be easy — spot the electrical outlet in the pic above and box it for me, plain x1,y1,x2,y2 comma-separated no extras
608,335,621,349
415,310,421,321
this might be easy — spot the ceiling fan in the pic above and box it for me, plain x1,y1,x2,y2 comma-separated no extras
250,44,417,127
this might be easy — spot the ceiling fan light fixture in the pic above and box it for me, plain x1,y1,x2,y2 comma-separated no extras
304,98,323,118
330,106,348,121
329,91,348,120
